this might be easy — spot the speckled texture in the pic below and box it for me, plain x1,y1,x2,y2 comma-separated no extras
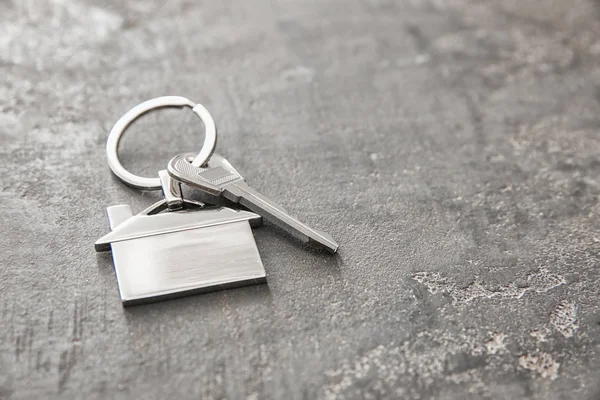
1,0,600,399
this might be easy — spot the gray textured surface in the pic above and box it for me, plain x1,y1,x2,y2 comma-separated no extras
1,0,600,399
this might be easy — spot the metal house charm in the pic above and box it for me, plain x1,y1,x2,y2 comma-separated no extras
96,96,338,306
95,201,266,305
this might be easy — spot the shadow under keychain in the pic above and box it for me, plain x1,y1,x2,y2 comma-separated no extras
96,96,339,306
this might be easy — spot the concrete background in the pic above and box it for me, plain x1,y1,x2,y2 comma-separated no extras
1,0,600,398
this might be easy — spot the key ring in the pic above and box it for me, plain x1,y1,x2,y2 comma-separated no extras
106,96,217,190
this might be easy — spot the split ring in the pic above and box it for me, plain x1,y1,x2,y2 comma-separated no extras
106,96,217,190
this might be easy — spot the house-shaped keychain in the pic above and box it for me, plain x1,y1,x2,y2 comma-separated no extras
95,201,266,305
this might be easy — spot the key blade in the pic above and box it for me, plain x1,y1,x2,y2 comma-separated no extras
169,153,339,252
224,182,339,253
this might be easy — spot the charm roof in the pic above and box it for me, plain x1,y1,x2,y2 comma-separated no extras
95,206,261,251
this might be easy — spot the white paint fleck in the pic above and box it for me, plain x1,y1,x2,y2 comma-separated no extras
518,352,559,380
529,329,549,343
484,332,506,354
413,272,448,295
322,329,488,399
413,267,566,306
549,300,579,338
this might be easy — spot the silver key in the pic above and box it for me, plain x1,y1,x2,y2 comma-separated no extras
168,153,339,253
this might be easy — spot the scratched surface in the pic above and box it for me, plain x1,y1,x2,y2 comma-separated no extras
1,0,600,399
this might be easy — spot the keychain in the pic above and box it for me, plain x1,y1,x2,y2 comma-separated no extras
96,96,338,306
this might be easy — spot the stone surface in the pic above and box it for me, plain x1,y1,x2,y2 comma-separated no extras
1,0,600,398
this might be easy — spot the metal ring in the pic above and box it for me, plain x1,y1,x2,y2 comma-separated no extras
106,96,217,190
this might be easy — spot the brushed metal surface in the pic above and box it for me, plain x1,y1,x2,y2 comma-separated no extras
111,221,265,305
97,203,266,305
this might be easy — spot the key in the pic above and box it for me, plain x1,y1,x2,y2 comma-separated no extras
168,153,339,253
